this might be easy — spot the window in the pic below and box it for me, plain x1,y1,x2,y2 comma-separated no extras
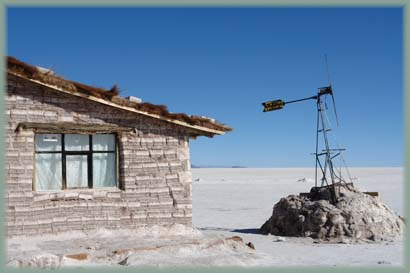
34,134,117,191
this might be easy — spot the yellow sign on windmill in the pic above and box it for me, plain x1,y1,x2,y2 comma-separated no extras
262,99,285,112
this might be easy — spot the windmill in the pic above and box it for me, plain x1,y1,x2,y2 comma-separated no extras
262,56,352,204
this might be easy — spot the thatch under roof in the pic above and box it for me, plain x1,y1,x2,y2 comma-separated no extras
7,56,232,135
16,122,134,134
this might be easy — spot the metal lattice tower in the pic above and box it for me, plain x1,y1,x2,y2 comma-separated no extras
262,85,352,204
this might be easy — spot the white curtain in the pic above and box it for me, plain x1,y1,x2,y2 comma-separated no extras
65,134,89,151
92,134,116,187
64,135,89,188
35,134,61,151
35,154,62,191
66,155,88,188
93,153,116,187
93,134,115,151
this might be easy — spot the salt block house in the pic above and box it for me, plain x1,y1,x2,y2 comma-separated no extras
5,56,232,237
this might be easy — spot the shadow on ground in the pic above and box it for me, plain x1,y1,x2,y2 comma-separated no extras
231,228,261,235
198,227,261,235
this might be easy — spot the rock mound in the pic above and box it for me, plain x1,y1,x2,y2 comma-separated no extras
260,185,404,242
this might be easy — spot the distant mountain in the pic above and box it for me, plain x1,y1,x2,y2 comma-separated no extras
191,164,247,168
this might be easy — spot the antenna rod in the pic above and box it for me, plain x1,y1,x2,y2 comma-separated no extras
325,54,332,85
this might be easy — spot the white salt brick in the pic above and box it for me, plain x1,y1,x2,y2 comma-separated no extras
172,212,185,218
165,174,178,179
148,212,172,218
142,163,157,168
136,151,149,156
148,200,173,206
127,202,141,208
11,109,28,115
132,214,147,219
64,192,79,199
60,116,74,122
93,191,107,198
176,203,192,209
79,194,93,200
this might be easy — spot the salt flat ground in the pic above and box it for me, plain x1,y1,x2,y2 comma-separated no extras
192,167,404,266
7,168,404,267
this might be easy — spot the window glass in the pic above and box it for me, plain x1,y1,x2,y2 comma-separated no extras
93,153,116,187
35,154,62,190
35,134,61,151
65,134,89,151
93,134,115,151
34,133,117,191
66,155,88,188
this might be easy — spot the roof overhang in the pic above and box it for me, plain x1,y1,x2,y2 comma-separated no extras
9,71,227,137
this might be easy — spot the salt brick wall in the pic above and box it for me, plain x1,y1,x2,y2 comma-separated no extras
5,74,193,237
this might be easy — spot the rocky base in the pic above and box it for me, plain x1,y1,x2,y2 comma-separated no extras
260,184,404,242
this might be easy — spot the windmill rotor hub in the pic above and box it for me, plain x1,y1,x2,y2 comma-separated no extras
318,86,333,96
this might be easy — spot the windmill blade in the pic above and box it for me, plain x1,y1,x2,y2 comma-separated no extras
325,54,340,126
330,86,340,126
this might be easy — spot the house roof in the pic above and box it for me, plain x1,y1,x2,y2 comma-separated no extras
7,56,232,137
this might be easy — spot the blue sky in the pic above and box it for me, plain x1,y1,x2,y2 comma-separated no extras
7,7,403,167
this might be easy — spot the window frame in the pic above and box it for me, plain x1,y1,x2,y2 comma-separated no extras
34,133,118,190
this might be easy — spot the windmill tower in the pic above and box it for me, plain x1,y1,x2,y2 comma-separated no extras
262,57,352,204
